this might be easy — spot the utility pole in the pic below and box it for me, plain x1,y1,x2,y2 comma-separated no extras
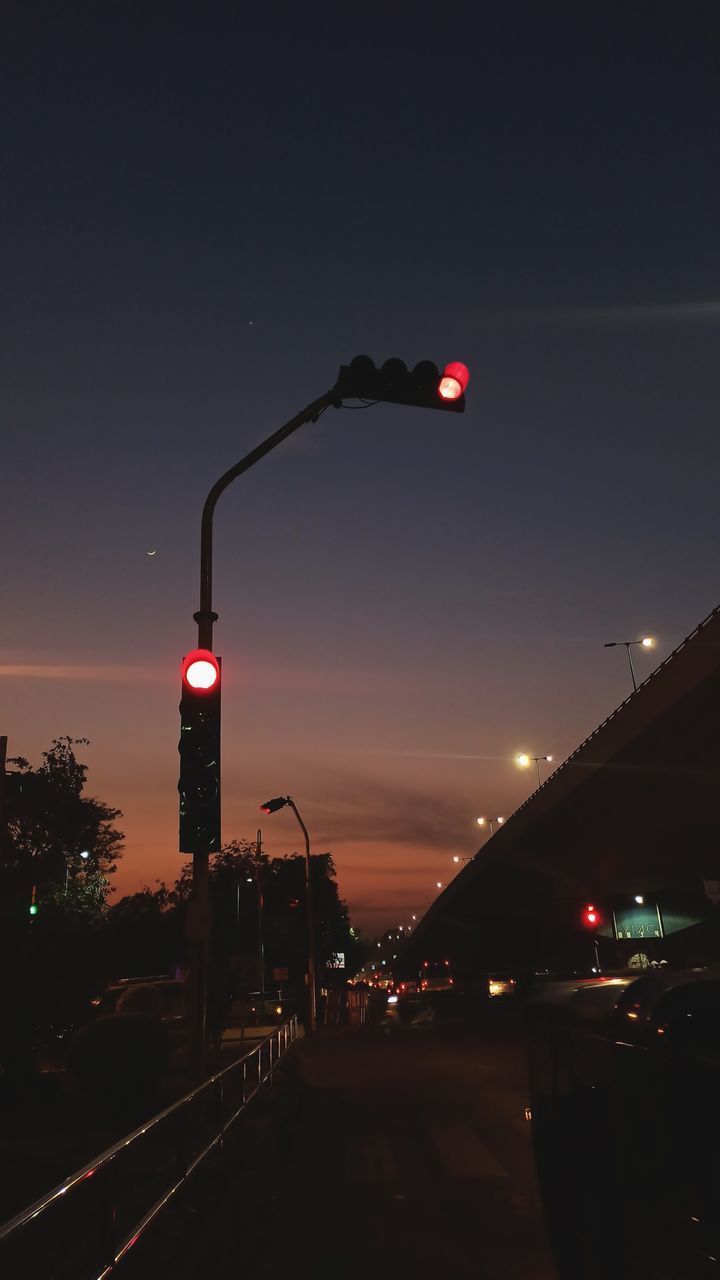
0,735,7,870
0,735,7,820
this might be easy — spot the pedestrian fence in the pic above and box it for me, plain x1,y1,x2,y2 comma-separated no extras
0,1016,299,1280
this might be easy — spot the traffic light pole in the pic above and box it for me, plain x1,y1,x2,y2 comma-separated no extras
187,389,337,1081
185,357,469,1078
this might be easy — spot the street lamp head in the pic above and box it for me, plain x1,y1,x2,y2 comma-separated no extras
80,850,90,860
453,855,461,863
260,796,289,814
496,816,505,825
436,881,443,889
545,755,553,764
515,753,531,769
476,816,487,827
641,636,654,648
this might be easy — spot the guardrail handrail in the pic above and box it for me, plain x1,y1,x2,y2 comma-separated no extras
0,1016,299,1279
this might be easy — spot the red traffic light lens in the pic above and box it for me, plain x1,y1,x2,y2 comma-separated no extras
582,903,599,927
439,361,469,401
182,649,220,691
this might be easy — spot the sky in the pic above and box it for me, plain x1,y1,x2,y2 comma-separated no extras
2,3,720,933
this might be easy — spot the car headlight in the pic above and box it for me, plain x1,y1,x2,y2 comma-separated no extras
387,995,398,1005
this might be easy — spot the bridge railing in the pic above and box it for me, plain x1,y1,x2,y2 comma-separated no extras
0,1016,299,1280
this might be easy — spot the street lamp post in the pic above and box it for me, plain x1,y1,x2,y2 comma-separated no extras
260,796,317,1032
65,848,90,897
604,637,654,692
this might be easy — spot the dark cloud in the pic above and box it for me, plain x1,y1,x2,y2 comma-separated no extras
309,771,474,852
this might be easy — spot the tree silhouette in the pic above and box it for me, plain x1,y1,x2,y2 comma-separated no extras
3,737,123,914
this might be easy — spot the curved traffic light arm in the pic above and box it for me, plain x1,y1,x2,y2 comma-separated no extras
194,389,339,647
194,356,469,648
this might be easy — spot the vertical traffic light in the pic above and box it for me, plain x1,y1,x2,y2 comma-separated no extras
581,903,600,928
178,649,221,856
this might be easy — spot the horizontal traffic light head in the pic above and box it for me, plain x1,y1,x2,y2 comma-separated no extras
260,796,289,814
335,356,469,413
182,649,220,692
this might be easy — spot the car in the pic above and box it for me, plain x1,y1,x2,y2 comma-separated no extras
487,975,517,998
246,989,288,1024
91,975,186,1023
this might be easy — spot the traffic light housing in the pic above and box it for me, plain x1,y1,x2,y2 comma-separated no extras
260,796,289,814
179,650,221,856
335,356,469,413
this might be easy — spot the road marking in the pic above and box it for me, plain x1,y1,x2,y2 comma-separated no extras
430,1125,508,1179
345,1133,397,1184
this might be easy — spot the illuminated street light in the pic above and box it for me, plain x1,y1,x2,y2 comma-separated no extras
604,637,655,693
436,881,443,890
515,752,553,788
634,895,644,905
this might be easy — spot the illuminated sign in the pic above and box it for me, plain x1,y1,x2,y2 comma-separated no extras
613,903,663,940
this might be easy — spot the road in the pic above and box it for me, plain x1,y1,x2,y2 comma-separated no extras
133,1002,557,1280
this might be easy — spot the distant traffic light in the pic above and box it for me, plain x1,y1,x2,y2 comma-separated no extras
260,796,289,814
178,649,221,856
29,885,38,917
335,356,469,413
582,903,600,928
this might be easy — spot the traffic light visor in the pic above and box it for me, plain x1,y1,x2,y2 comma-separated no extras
182,649,220,691
439,361,470,401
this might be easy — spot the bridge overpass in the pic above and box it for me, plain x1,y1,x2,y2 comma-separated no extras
403,602,720,976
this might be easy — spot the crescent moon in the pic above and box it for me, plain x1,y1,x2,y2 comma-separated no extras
147,549,157,556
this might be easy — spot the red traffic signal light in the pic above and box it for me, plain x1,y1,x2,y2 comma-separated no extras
438,361,470,401
582,903,600,928
182,649,220,691
260,796,289,814
335,356,469,413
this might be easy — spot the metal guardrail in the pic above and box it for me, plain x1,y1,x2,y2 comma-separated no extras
0,1016,299,1280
